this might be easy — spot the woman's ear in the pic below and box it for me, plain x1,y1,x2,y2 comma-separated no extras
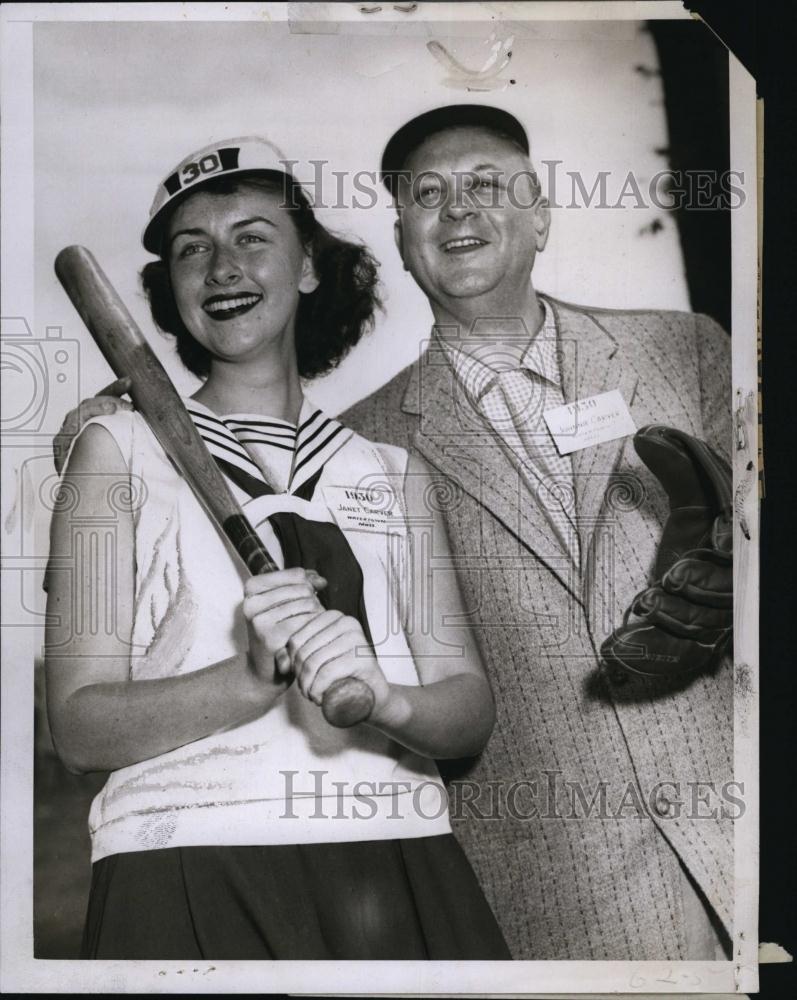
299,251,320,294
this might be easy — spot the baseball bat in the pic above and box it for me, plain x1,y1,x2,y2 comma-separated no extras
54,245,375,729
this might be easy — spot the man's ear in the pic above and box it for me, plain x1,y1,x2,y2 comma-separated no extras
533,197,551,253
394,217,409,272
299,250,320,294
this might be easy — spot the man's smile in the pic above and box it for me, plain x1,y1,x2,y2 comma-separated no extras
203,292,263,320
441,236,490,254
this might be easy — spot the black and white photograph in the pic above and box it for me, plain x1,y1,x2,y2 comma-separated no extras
1,2,760,994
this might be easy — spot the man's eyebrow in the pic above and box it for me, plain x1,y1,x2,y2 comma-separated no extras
470,163,505,173
170,217,277,247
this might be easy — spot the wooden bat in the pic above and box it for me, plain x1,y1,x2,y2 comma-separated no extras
54,245,375,729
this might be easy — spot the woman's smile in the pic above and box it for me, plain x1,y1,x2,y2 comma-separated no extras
203,291,264,321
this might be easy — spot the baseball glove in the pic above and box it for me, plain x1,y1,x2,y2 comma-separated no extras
600,424,732,678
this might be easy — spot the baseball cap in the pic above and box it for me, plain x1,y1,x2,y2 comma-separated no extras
380,105,530,196
143,136,297,254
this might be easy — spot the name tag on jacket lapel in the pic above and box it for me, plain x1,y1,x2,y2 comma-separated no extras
543,389,637,455
322,485,406,534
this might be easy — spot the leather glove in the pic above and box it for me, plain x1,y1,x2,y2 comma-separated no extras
600,425,732,678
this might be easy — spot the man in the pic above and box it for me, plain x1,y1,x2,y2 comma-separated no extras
54,105,733,961
343,105,733,961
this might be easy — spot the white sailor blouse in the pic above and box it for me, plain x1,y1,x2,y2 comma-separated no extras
70,400,451,862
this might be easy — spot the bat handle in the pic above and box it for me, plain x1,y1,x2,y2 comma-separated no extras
321,676,376,728
223,514,278,574
224,516,375,727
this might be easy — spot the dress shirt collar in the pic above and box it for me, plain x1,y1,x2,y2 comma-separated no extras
434,297,561,407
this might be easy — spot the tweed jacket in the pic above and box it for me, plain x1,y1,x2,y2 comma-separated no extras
343,296,733,960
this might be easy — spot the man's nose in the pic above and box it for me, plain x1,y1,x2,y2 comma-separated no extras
440,188,477,222
205,247,242,285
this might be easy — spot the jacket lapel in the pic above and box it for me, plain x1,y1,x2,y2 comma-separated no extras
548,299,640,560
402,335,581,602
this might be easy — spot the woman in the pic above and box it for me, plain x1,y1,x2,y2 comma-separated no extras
45,137,510,960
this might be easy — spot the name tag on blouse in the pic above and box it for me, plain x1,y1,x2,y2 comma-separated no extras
322,485,406,534
543,390,637,455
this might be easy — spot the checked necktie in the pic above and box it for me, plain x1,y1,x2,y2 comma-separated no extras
479,366,581,571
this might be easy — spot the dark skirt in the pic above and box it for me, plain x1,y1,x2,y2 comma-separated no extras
80,835,511,960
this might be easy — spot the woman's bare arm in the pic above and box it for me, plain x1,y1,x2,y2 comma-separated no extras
371,452,495,756
45,423,294,774
285,452,495,759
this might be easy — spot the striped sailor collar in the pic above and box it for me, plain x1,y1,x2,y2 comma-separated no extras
433,298,561,407
185,396,353,497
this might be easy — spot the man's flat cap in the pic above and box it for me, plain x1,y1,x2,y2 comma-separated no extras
380,104,529,195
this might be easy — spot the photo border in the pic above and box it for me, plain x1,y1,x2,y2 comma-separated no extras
0,3,759,994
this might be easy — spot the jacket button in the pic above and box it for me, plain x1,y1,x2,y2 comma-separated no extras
653,790,675,818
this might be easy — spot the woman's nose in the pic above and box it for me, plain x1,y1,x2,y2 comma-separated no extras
205,247,242,286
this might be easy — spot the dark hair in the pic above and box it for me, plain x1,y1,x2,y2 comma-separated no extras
140,175,381,380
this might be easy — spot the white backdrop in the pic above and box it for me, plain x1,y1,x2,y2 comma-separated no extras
33,15,689,414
